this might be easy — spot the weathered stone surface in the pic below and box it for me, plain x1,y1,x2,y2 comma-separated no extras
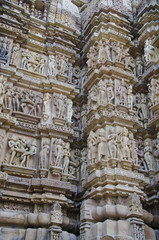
0,0,159,240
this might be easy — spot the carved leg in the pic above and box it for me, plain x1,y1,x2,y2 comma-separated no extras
10,151,16,165
20,155,27,167
26,156,30,168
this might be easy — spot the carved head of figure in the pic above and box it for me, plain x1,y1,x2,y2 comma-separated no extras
123,127,128,136
128,131,133,140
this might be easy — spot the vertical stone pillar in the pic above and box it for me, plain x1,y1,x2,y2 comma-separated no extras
30,0,35,16
43,4,47,21
49,202,63,240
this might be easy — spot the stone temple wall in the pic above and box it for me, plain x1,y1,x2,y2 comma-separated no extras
0,0,159,239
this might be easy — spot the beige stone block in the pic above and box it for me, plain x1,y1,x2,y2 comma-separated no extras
0,212,25,225
0,227,25,240
116,220,129,236
104,205,116,218
25,228,37,240
102,220,116,236
36,228,49,240
116,205,128,218
91,222,103,238
93,206,104,220
27,213,38,226
37,213,50,226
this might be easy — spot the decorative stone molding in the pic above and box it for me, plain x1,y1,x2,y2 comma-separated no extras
0,0,159,240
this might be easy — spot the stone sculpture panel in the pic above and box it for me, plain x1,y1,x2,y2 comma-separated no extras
0,36,12,64
5,135,37,168
3,86,42,117
21,49,46,74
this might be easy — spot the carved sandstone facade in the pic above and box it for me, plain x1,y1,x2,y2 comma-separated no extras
0,0,159,240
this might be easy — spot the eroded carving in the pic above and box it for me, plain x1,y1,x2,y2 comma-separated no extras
0,36,12,62
62,142,70,174
39,142,50,169
53,93,66,120
144,141,154,170
7,136,37,167
3,86,42,117
43,93,51,121
10,43,20,65
21,49,46,74
51,138,64,168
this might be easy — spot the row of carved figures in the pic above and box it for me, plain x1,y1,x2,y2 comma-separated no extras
87,38,159,72
87,126,159,171
87,78,159,119
9,43,68,76
137,133,159,171
0,77,158,129
88,126,138,165
87,39,141,74
67,80,159,131
0,78,73,123
5,136,79,179
8,0,47,21
3,129,159,179
1,37,159,79
10,44,85,85
4,132,159,181
3,85,42,116
0,37,12,61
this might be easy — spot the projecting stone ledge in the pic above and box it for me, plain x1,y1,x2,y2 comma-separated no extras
31,178,77,195
1,164,36,178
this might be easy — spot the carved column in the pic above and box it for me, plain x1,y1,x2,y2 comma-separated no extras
30,0,35,16
49,202,63,240
43,4,48,21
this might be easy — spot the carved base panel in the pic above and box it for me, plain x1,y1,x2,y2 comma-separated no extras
133,164,140,172
12,112,41,123
97,105,106,111
39,169,48,178
97,60,113,69
105,103,115,111
2,108,11,114
49,166,62,180
88,160,108,173
68,177,78,185
0,59,7,65
129,110,136,116
56,74,68,82
0,227,49,240
1,164,36,178
114,62,125,69
120,159,132,170
1,0,159,239
52,117,65,126
116,105,129,113
84,219,133,240
61,173,69,182
109,158,118,168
